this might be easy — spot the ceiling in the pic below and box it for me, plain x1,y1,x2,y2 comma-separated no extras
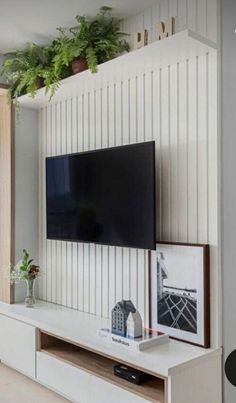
0,0,157,53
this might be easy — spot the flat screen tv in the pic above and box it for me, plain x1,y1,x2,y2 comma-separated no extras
46,141,156,250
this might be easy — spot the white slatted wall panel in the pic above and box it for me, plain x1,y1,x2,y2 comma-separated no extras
38,0,219,346
121,0,218,47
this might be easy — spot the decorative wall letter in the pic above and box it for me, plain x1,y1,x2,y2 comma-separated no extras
133,30,149,50
157,17,175,40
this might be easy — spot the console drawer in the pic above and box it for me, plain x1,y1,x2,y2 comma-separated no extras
37,351,150,403
0,314,36,378
37,351,90,402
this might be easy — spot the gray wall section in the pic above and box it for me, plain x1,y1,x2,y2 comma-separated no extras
222,0,236,401
14,107,39,302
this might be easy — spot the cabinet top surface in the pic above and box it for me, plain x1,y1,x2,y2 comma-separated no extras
0,300,221,377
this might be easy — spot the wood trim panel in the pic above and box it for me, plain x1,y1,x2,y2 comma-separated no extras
0,86,15,303
10,101,15,303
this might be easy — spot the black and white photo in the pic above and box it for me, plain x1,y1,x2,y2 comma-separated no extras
150,243,210,348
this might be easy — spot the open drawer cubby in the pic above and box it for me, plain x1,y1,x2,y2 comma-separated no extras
38,330,167,403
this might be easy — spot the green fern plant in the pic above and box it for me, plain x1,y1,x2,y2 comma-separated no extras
53,6,130,76
2,43,59,104
53,27,88,75
1,7,130,104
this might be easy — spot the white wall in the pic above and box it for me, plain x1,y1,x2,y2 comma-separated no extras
15,107,39,302
222,0,236,401
37,0,220,348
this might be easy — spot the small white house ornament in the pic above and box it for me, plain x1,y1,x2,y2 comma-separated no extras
126,310,143,339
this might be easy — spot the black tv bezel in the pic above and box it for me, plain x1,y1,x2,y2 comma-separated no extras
46,141,156,250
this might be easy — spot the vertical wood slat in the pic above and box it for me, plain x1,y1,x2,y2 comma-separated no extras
169,0,178,18
207,51,219,348
145,72,153,142
61,101,67,307
77,94,84,312
88,90,96,315
66,99,73,308
89,244,96,315
153,69,161,239
122,80,131,309
196,0,207,38
197,54,208,243
95,89,102,317
38,109,43,299
137,249,146,325
129,77,137,144
187,0,197,33
113,81,123,306
177,0,187,31
130,250,138,308
42,108,47,302
82,90,90,313
144,7,152,44
72,97,78,310
178,61,188,241
56,102,62,306
206,0,218,42
160,0,169,22
83,243,90,313
170,64,178,240
46,107,52,302
150,4,160,45
101,87,109,318
136,78,147,325
107,84,116,318
161,67,170,240
115,247,123,303
78,243,84,312
51,105,57,304
137,75,145,141
115,82,122,146
187,57,198,243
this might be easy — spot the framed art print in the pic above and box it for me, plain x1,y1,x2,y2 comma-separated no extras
150,243,210,348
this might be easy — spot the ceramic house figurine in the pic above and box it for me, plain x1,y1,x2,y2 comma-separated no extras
111,300,136,336
126,310,143,339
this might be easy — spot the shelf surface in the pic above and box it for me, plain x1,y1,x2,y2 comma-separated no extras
39,333,164,403
0,300,221,378
18,29,217,110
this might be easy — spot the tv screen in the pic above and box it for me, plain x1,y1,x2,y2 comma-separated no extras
46,141,156,250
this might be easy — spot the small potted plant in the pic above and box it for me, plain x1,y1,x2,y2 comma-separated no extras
2,43,59,105
1,7,130,104
10,249,40,308
53,6,130,76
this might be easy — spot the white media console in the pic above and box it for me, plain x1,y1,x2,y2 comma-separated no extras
0,301,222,403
